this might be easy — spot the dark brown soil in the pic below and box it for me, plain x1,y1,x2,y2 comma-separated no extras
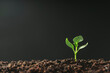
0,58,110,73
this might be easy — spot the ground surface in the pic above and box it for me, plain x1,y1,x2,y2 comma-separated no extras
0,58,110,73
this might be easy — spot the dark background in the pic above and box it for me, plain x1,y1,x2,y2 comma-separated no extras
0,1,110,61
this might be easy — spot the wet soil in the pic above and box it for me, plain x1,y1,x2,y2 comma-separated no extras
0,58,110,73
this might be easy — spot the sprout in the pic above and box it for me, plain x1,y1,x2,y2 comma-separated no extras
65,35,88,61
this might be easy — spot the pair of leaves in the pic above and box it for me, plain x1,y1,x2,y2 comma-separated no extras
65,35,88,52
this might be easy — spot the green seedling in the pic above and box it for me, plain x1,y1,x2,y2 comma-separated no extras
65,35,88,61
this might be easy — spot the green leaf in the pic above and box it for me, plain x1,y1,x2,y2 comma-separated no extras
78,42,88,51
65,38,74,51
73,35,83,43
74,42,78,47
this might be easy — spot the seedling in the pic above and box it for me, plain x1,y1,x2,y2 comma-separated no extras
65,35,88,61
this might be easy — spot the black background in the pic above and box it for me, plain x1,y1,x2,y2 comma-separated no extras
0,1,110,61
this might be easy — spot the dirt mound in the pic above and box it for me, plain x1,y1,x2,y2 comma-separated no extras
0,58,110,73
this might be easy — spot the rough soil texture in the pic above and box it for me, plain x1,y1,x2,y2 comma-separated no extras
0,58,110,73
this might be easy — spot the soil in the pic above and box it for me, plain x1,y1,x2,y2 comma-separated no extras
0,58,110,73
